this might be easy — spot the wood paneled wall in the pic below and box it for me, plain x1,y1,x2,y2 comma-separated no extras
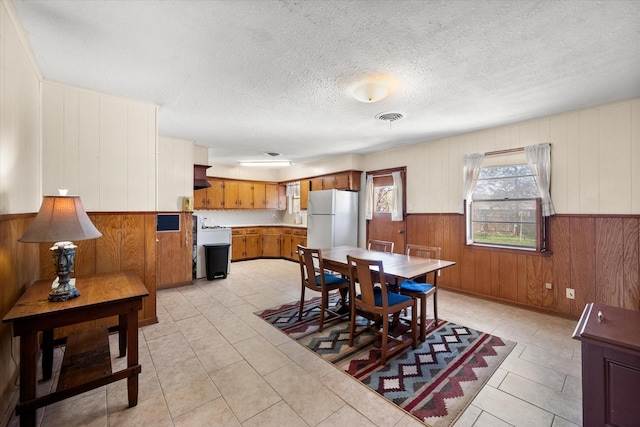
407,213,640,318
38,212,160,330
0,215,40,423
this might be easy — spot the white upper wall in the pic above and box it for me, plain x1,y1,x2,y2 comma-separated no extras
364,98,640,215
41,81,158,211
0,0,42,215
158,136,193,211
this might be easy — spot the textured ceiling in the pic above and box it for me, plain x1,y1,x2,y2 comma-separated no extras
12,0,640,166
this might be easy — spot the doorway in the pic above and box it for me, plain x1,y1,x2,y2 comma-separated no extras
365,167,407,254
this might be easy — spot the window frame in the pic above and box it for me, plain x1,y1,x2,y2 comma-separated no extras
465,160,547,252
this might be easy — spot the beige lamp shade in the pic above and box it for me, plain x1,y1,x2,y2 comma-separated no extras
19,196,102,243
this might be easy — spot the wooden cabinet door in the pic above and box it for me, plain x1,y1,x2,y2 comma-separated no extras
194,188,208,210
281,232,292,259
264,184,279,209
208,179,225,208
300,180,310,210
245,234,261,258
322,175,337,190
231,234,245,260
225,181,239,209
253,183,266,209
310,177,323,191
291,235,307,260
238,181,254,209
332,173,351,190
262,234,281,257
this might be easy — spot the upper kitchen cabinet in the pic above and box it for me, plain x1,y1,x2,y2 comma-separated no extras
300,179,310,210
224,180,254,209
324,171,361,191
194,179,224,210
263,183,286,210
42,82,157,212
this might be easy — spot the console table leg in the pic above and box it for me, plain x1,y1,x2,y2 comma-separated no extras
41,329,54,381
126,310,139,407
20,332,37,427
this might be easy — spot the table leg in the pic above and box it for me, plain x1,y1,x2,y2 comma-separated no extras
126,310,139,407
19,332,37,427
41,329,54,381
118,313,127,357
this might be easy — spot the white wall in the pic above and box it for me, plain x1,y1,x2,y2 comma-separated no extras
364,98,640,215
41,81,157,211
157,136,193,211
0,0,41,215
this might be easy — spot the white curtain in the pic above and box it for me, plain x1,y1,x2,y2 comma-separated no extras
391,171,403,221
461,152,485,214
285,183,300,214
525,143,555,216
364,175,374,220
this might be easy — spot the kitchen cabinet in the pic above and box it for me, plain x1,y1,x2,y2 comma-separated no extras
254,183,266,209
309,177,323,191
263,183,284,210
280,228,306,260
300,180,310,210
194,179,224,210
262,232,281,257
281,229,292,259
324,171,361,191
231,228,261,260
225,181,254,209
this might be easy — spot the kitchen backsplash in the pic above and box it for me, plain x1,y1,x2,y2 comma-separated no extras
194,209,307,226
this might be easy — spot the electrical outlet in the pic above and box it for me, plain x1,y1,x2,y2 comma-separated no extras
566,288,575,299
545,282,553,290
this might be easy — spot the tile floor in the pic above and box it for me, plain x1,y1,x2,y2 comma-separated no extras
9,259,582,427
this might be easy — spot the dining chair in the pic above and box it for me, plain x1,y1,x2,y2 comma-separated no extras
346,255,417,364
367,239,394,253
400,244,441,341
297,245,350,331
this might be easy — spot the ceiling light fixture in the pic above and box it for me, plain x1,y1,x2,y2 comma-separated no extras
350,76,397,103
239,160,292,168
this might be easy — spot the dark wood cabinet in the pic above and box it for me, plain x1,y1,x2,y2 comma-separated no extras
573,303,640,427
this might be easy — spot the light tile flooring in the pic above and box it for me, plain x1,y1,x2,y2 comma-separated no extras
9,259,582,427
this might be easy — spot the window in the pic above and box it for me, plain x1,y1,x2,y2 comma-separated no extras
374,186,393,213
467,164,543,251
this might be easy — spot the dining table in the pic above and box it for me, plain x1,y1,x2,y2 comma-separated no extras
320,246,456,340
321,245,456,282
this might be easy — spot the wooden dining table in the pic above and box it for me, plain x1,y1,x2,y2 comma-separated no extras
321,246,456,282
321,246,456,341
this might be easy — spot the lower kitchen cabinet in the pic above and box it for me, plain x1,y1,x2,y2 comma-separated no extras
262,233,281,257
231,228,261,260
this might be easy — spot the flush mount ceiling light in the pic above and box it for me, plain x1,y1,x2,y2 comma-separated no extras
350,76,398,103
263,152,281,157
239,160,292,167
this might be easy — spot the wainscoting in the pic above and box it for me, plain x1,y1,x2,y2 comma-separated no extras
407,214,640,318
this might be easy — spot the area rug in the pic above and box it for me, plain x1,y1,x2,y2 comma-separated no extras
256,294,515,427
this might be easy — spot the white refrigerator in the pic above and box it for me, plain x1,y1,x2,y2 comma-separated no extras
307,189,358,249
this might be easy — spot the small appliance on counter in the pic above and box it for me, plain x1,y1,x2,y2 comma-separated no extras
193,215,232,279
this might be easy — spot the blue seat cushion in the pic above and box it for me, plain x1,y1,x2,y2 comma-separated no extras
400,279,434,293
317,273,349,286
357,287,412,307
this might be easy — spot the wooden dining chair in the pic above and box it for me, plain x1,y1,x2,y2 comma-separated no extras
367,239,394,253
346,255,417,364
400,244,441,341
297,245,350,331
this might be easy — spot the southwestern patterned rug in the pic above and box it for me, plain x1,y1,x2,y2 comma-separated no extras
256,294,515,427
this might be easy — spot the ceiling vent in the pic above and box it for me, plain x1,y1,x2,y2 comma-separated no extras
376,112,404,122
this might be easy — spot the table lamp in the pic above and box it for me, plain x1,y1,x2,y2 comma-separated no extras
18,191,102,302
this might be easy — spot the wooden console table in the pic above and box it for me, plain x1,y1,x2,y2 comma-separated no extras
2,271,149,427
573,302,640,427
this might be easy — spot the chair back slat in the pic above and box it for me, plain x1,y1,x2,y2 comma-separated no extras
406,244,441,259
347,255,389,308
298,245,323,288
368,239,394,253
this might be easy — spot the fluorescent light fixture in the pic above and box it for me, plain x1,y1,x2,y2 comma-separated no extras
238,160,292,167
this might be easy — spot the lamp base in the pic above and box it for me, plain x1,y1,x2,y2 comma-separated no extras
49,277,80,302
